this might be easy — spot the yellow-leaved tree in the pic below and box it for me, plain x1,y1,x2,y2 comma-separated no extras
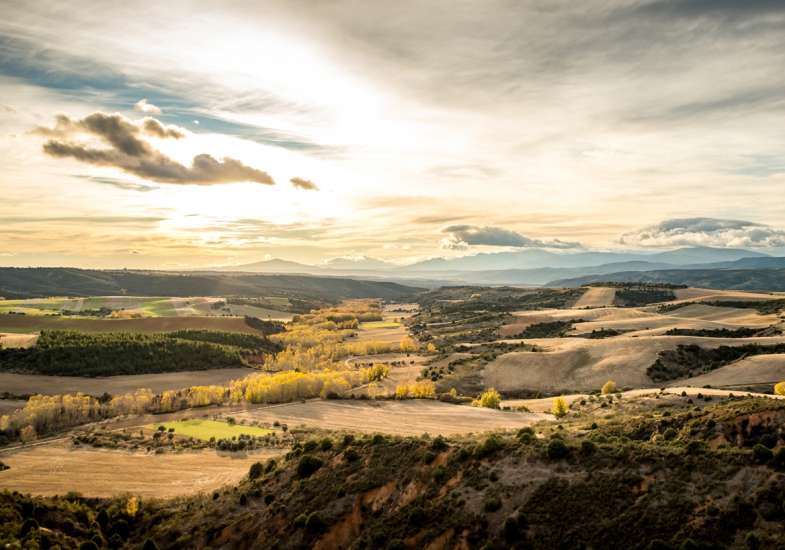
774,381,785,396
551,397,568,417
472,389,502,409
601,380,617,395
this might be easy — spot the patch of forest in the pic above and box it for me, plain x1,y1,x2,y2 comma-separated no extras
613,287,676,306
664,327,781,338
0,330,257,377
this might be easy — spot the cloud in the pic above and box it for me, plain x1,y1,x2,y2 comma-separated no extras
440,225,582,250
290,177,318,190
37,112,275,185
620,218,785,248
134,98,161,114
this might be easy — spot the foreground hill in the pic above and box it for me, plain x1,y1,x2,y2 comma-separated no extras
2,397,785,549
0,268,423,302
550,268,785,291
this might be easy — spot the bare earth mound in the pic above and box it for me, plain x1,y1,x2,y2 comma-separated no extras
231,400,545,436
0,442,284,498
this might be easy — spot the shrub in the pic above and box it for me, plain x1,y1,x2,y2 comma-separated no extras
580,440,596,455
546,439,569,460
303,439,318,452
248,462,264,480
663,428,677,441
551,397,568,417
79,542,99,550
239,494,248,506
483,494,502,513
319,438,333,451
475,435,504,459
305,512,326,533
472,389,502,409
774,381,785,396
344,449,360,462
601,380,617,395
753,444,773,463
142,540,159,550
297,455,324,478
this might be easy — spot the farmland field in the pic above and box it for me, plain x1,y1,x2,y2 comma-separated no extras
0,442,284,497
0,367,255,397
229,399,545,436
152,419,274,440
0,314,272,334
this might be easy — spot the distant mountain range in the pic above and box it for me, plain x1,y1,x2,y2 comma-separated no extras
550,267,785,292
214,247,782,287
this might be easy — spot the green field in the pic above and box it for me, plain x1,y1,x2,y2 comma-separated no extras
359,320,401,330
152,419,274,441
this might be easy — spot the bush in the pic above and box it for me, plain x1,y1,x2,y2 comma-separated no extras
305,512,326,533
79,542,99,550
774,381,785,396
753,444,773,463
546,439,569,460
297,455,324,478
248,462,264,480
344,449,360,462
475,435,504,459
601,380,617,395
142,540,159,550
663,428,677,441
483,494,502,513
580,440,596,455
319,438,333,451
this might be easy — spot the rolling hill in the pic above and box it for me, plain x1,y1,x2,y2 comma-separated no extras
549,268,785,291
0,268,424,302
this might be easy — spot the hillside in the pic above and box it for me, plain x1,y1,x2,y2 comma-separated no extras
3,397,785,549
0,268,423,302
550,268,785,291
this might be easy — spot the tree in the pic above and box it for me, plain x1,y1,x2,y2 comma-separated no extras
426,342,437,353
472,389,502,409
601,380,617,395
774,381,785,396
551,397,568,417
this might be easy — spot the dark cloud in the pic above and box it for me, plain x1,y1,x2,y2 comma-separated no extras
620,217,785,248
37,112,275,185
441,225,582,250
629,0,785,20
290,177,319,190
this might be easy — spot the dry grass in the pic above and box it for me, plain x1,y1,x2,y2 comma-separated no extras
0,332,38,348
0,441,284,498
573,286,616,308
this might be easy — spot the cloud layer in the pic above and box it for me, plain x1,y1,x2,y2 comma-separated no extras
620,218,785,249
37,113,275,185
441,225,581,250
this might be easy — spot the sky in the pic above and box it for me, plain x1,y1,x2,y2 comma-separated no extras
2,0,785,269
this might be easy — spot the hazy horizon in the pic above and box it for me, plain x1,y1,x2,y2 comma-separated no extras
3,1,785,269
